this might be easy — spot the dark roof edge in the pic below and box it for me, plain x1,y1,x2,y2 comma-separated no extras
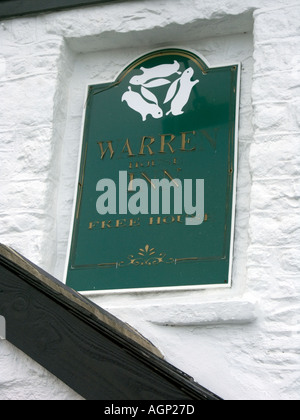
0,244,222,400
0,0,129,21
0,244,162,358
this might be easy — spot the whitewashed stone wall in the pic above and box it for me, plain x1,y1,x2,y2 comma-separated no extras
0,0,299,400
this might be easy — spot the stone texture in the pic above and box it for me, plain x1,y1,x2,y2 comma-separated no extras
0,0,299,401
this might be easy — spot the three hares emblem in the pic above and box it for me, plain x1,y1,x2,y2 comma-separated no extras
122,60,199,121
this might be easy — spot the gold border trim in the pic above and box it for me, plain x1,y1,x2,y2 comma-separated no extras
69,49,238,272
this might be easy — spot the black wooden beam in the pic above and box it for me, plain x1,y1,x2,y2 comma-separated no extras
0,0,131,20
0,244,221,400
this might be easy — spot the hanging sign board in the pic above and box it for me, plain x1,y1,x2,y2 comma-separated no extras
65,48,240,293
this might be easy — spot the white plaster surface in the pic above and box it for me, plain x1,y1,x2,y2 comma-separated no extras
0,0,299,400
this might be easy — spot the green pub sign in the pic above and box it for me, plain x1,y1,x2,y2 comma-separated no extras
65,49,240,293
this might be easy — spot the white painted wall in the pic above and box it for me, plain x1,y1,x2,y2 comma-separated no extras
0,0,299,400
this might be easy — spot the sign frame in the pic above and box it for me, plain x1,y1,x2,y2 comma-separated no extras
64,47,241,295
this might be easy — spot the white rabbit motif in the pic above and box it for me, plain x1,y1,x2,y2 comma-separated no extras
129,61,181,86
122,60,199,122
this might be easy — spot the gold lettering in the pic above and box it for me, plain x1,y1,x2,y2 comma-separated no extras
101,220,112,229
141,172,156,189
89,218,142,230
164,170,179,187
91,215,189,231
149,216,161,225
163,216,175,224
130,160,155,169
88,221,99,230
129,218,141,227
139,136,155,155
115,219,127,228
180,131,196,152
97,141,115,159
160,134,176,154
122,138,135,157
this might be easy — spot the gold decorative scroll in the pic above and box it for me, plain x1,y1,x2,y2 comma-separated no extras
119,245,175,267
